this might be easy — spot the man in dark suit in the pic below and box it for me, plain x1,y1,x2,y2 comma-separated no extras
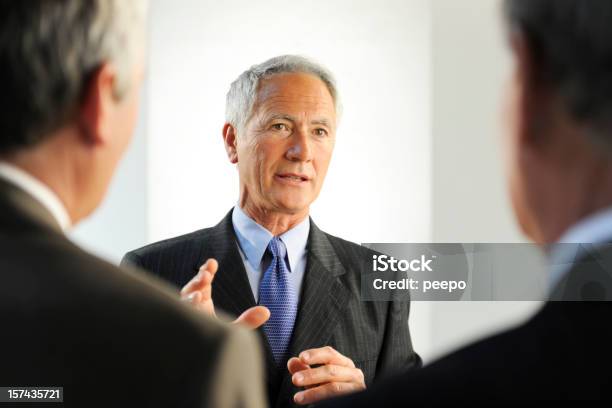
320,0,612,405
123,55,421,407
0,1,264,407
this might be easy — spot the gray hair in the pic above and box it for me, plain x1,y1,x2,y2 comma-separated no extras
225,55,341,132
0,0,148,154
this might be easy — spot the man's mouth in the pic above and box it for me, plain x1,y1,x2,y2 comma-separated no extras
275,173,310,183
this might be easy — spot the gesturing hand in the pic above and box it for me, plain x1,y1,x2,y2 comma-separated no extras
288,346,366,405
180,258,270,329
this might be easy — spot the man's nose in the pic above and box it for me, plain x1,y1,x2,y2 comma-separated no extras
286,128,313,162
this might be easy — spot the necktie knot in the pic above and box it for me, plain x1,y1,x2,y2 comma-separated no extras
268,237,287,260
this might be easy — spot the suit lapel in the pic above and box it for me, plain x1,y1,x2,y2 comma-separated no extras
193,210,256,316
275,219,351,407
194,209,279,386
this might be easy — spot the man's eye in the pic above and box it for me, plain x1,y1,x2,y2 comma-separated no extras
272,123,289,131
314,128,328,137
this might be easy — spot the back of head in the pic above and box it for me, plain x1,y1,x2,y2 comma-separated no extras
501,0,612,243
0,0,148,224
504,0,612,149
0,0,147,155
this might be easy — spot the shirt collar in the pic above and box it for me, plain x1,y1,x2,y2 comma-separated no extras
556,207,612,244
0,162,71,231
549,206,612,289
232,205,310,272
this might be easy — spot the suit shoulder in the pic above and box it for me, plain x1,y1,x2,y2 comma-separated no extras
319,231,380,280
323,231,377,257
126,226,214,260
0,231,252,405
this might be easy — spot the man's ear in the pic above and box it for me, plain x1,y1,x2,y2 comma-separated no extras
78,63,118,146
509,31,548,148
223,123,239,164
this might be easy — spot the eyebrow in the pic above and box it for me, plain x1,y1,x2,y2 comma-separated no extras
268,114,297,123
311,118,332,128
267,114,332,128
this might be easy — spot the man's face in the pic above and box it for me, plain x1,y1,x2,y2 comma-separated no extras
236,72,336,216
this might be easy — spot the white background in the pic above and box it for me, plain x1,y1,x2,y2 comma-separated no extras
71,0,541,364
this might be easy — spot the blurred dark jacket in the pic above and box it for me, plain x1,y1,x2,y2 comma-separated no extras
319,246,612,405
0,178,265,408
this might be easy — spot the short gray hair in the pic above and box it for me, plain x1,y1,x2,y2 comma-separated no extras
225,55,341,132
0,0,148,154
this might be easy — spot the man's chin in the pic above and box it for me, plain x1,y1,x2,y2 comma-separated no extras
273,202,311,217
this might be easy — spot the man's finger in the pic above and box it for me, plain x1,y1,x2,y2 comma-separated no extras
287,357,310,375
293,382,360,405
202,258,219,277
180,258,218,297
180,270,212,298
292,364,364,388
183,291,202,304
299,346,354,368
233,306,270,329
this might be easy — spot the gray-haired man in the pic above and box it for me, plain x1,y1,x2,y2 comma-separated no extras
123,55,421,407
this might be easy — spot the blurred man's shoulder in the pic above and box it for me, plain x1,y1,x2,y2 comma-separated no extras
0,226,261,406
4,230,222,335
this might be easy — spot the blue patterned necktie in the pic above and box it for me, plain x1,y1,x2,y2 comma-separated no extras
259,237,298,365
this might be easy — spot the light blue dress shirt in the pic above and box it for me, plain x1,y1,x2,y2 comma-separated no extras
549,206,612,290
231,205,310,303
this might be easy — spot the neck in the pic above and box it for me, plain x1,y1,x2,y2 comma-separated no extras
536,156,612,243
3,133,82,224
240,201,308,236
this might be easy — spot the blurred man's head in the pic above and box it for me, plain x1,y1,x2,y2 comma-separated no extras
503,0,612,243
223,55,339,221
0,0,148,224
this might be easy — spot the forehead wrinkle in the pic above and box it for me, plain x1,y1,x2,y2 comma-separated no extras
258,93,333,109
254,95,335,125
249,74,337,129
257,72,334,99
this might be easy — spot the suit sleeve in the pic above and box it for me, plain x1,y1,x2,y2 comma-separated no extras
207,326,266,408
375,298,422,381
120,250,144,269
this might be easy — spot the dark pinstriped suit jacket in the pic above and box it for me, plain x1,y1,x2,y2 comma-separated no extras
122,209,421,408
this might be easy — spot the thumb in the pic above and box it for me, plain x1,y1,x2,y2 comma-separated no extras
233,306,270,329
287,357,310,375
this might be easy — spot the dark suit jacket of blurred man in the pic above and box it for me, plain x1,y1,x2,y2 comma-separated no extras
0,178,265,408
318,245,612,405
123,208,422,408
